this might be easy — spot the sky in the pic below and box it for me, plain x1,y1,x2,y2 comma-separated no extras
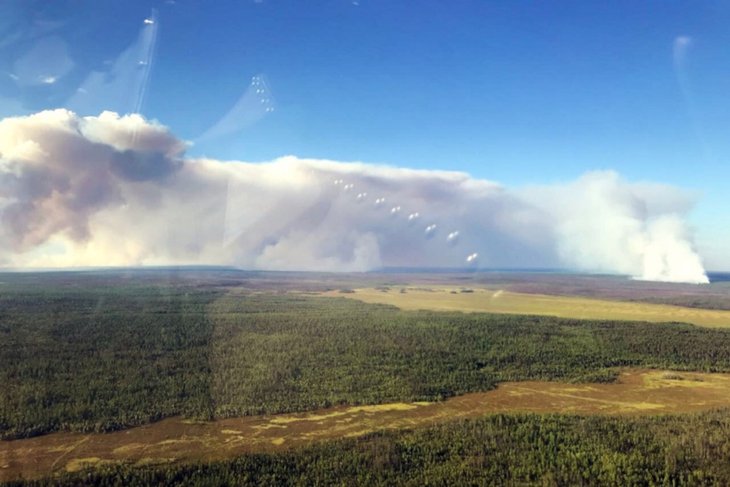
0,1,728,275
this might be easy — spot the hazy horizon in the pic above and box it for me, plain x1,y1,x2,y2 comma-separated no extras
1,1,728,284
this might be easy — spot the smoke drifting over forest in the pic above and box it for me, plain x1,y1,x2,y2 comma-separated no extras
0,110,709,283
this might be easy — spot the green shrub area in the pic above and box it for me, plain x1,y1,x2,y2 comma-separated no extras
11,411,730,486
4,277,730,439
0,284,219,439
207,293,730,418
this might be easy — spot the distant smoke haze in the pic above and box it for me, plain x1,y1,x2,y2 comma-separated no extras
0,110,709,284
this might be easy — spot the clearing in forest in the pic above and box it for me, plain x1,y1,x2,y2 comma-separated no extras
323,287,730,328
3,369,730,482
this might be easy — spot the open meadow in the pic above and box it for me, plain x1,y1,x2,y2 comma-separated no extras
323,286,730,328
3,369,730,482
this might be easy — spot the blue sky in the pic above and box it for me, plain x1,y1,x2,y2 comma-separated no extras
1,0,728,268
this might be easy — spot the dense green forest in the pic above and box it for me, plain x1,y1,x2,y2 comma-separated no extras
4,274,730,440
8,411,730,486
0,281,219,439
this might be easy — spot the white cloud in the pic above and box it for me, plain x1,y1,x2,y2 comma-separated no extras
0,110,711,283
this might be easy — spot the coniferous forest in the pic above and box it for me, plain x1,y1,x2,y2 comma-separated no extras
7,412,730,486
3,271,730,485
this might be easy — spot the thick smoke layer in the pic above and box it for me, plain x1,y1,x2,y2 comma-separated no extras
519,174,708,283
0,110,182,251
0,110,709,283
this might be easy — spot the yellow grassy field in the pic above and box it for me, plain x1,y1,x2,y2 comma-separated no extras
3,369,730,482
323,287,730,328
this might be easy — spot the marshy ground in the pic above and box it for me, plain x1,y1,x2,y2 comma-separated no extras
3,369,730,482
325,287,730,328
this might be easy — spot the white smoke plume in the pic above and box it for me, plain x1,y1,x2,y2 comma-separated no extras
0,110,709,283
519,174,708,283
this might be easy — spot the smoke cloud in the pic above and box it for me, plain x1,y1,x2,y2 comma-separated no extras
519,174,708,283
0,110,709,283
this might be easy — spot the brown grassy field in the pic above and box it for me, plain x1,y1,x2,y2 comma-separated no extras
322,287,730,328
3,369,730,482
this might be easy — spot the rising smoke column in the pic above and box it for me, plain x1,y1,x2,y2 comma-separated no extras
0,109,710,283
0,110,182,251
519,172,709,284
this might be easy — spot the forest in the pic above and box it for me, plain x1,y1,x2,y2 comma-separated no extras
7,411,730,486
4,272,730,442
